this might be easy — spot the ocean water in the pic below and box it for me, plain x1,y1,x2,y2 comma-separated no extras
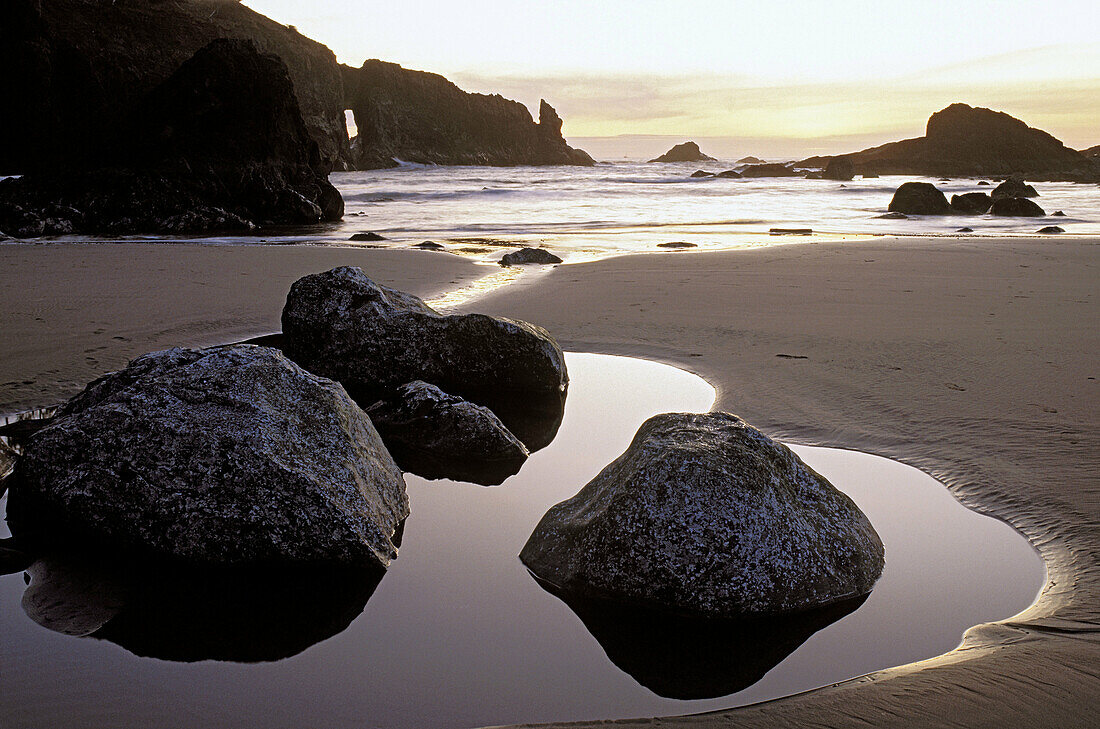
15,162,1096,262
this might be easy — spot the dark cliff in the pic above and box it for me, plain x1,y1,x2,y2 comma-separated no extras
798,104,1097,180
342,60,594,169
0,0,350,174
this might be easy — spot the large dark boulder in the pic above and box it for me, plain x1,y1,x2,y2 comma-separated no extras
796,103,1097,179
0,0,350,174
365,381,528,486
991,178,1039,199
343,60,593,169
991,197,1046,217
649,142,715,163
6,345,408,568
822,156,855,181
888,182,950,214
0,39,343,236
740,163,801,177
521,412,885,617
950,192,993,214
282,265,568,409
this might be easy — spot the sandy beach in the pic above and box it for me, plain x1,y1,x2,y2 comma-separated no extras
1,236,1097,726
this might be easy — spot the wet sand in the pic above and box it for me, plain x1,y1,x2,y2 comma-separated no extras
1,236,1097,726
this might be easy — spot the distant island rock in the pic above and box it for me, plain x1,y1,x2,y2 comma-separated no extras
0,38,343,236
737,156,766,164
649,142,716,163
343,60,594,169
798,104,1099,180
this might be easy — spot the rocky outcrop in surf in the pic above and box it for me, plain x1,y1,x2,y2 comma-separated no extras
0,38,343,236
343,60,594,169
799,104,1099,180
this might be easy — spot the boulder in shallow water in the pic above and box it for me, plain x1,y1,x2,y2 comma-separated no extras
282,265,568,408
6,345,408,568
822,156,855,181
739,163,800,177
1037,226,1064,234
888,182,950,214
950,192,993,214
715,169,742,178
689,170,714,178
521,412,885,617
365,381,528,485
350,232,386,241
499,247,563,266
991,178,1038,199
991,197,1045,216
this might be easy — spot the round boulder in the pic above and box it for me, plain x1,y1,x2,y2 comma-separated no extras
991,197,1045,216
991,179,1038,200
282,266,568,405
521,412,885,617
6,345,409,568
887,182,950,215
950,192,993,214
365,380,529,486
499,247,563,266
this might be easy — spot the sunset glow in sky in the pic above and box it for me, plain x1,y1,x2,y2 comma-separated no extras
245,0,1100,156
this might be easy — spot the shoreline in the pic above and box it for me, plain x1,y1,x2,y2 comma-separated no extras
1,236,1097,726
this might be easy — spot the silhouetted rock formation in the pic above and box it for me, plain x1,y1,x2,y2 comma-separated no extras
737,156,766,164
649,142,715,163
0,38,344,235
950,192,993,214
1037,226,1064,234
7,345,408,568
365,381,529,486
690,170,715,178
716,169,742,178
1082,145,1100,160
0,0,349,174
888,182,951,215
521,412,884,617
991,178,1038,199
822,156,855,181
798,104,1098,180
499,248,564,266
991,197,1045,217
343,60,593,169
740,163,800,177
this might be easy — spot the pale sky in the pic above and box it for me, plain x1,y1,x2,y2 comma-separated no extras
245,1,1100,156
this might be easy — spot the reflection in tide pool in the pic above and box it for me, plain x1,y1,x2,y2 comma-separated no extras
0,353,1042,729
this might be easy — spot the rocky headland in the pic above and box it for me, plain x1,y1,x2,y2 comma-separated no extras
799,103,1099,180
343,60,594,169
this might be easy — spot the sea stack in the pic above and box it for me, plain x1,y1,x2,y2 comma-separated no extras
649,142,715,163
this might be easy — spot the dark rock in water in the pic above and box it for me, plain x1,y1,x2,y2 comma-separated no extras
649,142,715,163
737,156,765,164
658,241,697,249
1052,210,1066,216
6,345,408,568
950,192,993,214
350,232,386,241
0,0,351,175
500,247,563,266
978,180,991,185
804,171,824,180
888,182,950,214
0,39,343,236
343,60,594,169
690,170,714,178
21,550,382,661
991,178,1039,199
281,265,568,419
716,169,742,178
365,381,528,486
877,212,908,219
740,163,800,177
520,412,885,617
532,574,866,699
957,227,975,232
991,197,1045,217
414,240,444,250
822,156,855,181
795,103,1097,179
1037,226,1064,234
770,228,813,235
